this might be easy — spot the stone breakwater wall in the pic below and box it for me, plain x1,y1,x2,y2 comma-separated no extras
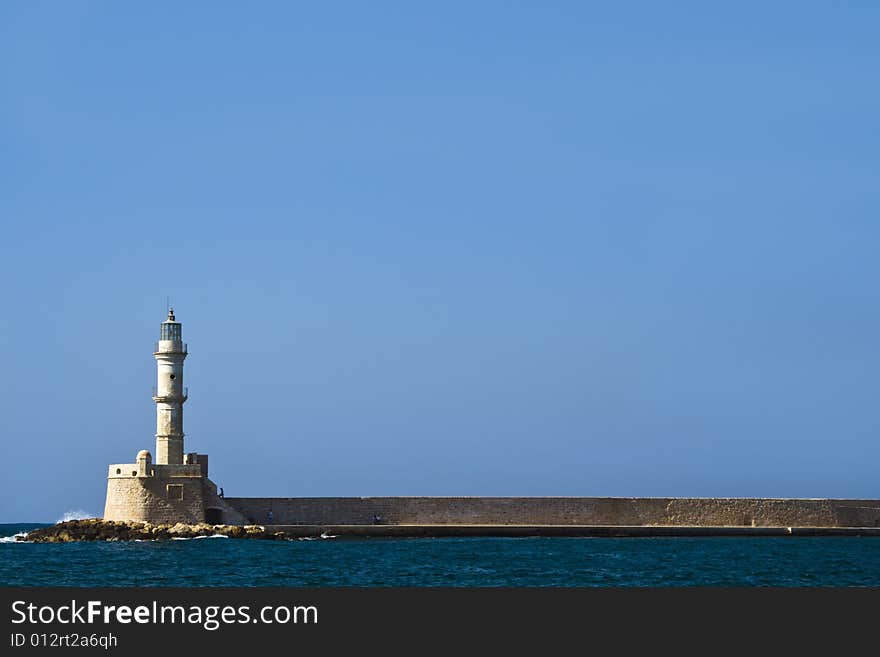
22,519,880,542
223,497,880,528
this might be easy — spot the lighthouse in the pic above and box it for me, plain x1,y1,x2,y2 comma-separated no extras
103,309,245,525
153,308,188,464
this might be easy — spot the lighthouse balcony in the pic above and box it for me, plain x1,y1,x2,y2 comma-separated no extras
152,386,188,402
154,341,188,355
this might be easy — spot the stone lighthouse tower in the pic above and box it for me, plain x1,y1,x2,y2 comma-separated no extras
103,309,246,524
153,308,188,465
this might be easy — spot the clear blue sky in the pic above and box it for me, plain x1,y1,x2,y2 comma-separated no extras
1,2,878,522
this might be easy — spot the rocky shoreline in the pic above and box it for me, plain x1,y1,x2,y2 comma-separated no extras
18,519,880,542
20,519,287,542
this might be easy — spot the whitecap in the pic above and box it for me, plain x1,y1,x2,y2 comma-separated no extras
0,533,30,544
56,510,94,523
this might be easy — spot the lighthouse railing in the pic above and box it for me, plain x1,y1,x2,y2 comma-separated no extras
154,342,188,354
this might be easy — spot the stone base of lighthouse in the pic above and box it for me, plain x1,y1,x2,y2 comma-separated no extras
103,450,247,525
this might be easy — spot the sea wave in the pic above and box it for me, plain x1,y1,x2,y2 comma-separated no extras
171,534,230,541
0,533,30,544
57,510,94,523
298,533,337,541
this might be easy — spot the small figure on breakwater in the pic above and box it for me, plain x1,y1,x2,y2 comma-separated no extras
266,509,274,524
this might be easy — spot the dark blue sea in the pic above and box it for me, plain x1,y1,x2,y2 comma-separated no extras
3,523,880,586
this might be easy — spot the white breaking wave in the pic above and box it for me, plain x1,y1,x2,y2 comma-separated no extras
57,510,94,523
172,534,230,541
0,533,30,544
298,533,337,541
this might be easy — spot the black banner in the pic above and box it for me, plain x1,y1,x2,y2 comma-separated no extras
1,587,874,654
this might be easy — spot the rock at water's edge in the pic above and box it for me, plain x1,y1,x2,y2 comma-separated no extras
22,519,278,543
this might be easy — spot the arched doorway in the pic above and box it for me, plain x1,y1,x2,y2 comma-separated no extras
205,508,223,524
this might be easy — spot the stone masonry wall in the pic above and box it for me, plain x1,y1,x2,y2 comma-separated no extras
103,476,205,524
223,496,880,528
